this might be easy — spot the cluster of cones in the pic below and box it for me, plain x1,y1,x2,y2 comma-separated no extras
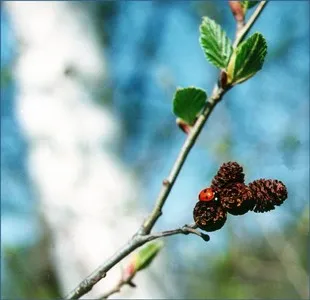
193,162,288,232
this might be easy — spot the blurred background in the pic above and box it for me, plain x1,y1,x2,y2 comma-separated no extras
1,1,309,299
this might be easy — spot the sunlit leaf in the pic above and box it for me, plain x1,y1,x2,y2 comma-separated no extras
199,17,233,69
227,32,267,85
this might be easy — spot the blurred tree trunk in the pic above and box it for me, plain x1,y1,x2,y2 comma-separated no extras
5,2,173,298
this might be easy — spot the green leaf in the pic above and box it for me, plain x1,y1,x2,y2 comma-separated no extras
240,1,259,11
135,241,163,272
173,87,207,125
199,17,233,69
226,32,267,85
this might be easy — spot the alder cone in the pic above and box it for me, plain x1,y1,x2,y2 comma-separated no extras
220,182,254,215
248,179,288,213
211,161,245,192
193,201,227,232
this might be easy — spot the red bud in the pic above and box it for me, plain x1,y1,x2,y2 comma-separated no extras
229,1,245,24
176,118,193,134
218,70,230,89
122,256,137,282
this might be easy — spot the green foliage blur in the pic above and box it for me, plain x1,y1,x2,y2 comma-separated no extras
182,208,308,298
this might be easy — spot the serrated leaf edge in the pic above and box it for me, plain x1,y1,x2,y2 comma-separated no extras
199,17,233,69
226,32,267,85
234,32,267,83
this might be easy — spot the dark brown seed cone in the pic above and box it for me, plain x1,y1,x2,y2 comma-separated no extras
248,179,288,213
220,182,254,215
211,161,245,192
193,201,227,232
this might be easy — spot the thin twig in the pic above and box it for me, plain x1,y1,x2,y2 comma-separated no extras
233,1,268,48
141,86,226,235
99,223,207,299
144,223,209,242
100,279,123,299
65,236,144,299
228,1,245,37
65,3,268,298
99,275,137,300
65,223,207,299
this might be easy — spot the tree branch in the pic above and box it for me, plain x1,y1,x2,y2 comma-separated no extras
99,223,208,299
65,224,208,299
65,2,268,298
141,1,268,235
65,235,144,299
143,223,210,242
141,85,226,235
99,279,124,299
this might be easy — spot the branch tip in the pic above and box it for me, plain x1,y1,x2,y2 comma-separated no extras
228,1,245,30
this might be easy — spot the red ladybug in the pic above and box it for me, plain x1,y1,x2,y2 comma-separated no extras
199,187,215,202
